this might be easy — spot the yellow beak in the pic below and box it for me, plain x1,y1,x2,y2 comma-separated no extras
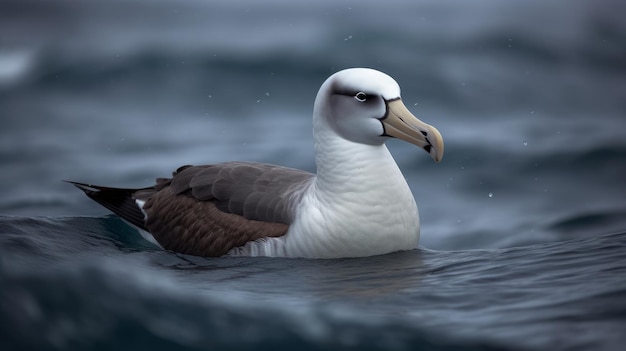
381,99,444,162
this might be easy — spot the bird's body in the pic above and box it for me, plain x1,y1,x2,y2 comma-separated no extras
69,68,443,258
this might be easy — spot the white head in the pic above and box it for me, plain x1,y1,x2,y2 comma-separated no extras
313,68,444,162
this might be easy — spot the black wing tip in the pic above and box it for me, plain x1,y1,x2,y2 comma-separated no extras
64,180,150,193
64,179,149,231
63,180,102,194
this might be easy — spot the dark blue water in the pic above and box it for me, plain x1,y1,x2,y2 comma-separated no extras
1,0,626,350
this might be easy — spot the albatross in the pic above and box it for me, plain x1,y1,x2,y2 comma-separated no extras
68,68,444,258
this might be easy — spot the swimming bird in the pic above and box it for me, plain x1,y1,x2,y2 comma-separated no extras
68,68,444,258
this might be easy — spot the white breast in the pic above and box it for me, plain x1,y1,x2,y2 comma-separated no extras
229,136,420,258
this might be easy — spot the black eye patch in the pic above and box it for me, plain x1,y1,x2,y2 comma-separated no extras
355,92,367,102
331,86,378,105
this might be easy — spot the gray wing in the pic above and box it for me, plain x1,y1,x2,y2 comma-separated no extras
70,162,314,257
167,161,314,224
132,162,314,257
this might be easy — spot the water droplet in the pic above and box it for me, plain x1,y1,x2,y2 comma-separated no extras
256,99,261,103
523,141,528,146
344,35,353,41
265,92,270,96
488,192,493,198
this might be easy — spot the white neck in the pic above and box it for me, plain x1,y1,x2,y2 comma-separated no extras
275,120,421,258
313,125,400,195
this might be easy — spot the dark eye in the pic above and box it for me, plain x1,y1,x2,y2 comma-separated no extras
355,92,367,102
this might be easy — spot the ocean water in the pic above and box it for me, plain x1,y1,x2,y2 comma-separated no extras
1,0,626,350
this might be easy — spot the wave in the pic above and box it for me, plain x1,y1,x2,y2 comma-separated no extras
0,216,518,351
1,215,625,350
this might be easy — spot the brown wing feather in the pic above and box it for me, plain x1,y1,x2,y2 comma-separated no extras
171,162,314,223
72,162,313,257
142,187,287,257
138,161,313,256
